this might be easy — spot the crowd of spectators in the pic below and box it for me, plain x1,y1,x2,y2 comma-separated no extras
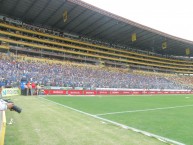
0,53,191,90
1,16,193,91
168,75,193,88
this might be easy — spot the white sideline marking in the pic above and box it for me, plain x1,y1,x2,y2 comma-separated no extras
96,104,193,116
39,97,185,145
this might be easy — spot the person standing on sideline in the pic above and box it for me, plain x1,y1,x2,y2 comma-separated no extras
36,83,41,95
31,82,36,96
26,81,31,96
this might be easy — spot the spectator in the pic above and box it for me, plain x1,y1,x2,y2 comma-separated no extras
26,82,31,96
31,82,36,96
36,83,41,95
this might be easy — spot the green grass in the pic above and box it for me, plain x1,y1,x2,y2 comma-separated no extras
45,94,193,145
4,95,166,145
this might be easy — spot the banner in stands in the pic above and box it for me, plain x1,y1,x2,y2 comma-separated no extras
43,90,193,95
68,90,83,95
84,90,96,95
1,88,20,97
43,90,66,95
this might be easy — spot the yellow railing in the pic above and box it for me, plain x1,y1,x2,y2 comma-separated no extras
0,45,9,50
0,31,191,70
1,22,193,73
1,37,193,71
0,111,6,145
1,30,193,67
0,22,193,64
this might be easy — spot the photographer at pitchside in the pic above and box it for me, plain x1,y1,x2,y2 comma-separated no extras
0,86,14,111
0,99,14,111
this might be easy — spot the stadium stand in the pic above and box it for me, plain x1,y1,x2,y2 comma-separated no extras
0,16,193,90
1,17,193,75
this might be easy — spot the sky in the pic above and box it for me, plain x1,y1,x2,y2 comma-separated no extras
82,0,193,42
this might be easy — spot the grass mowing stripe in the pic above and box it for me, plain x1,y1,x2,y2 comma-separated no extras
95,104,193,116
41,96,185,145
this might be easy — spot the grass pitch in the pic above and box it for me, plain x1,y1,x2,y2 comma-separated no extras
5,94,193,144
4,95,166,145
44,94,193,145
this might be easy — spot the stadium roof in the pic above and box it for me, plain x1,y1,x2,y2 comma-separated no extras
0,0,193,56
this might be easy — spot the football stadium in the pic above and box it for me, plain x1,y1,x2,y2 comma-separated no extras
1,0,193,145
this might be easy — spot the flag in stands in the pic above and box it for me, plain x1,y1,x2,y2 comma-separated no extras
186,48,190,55
131,33,136,42
162,42,167,49
63,10,68,22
